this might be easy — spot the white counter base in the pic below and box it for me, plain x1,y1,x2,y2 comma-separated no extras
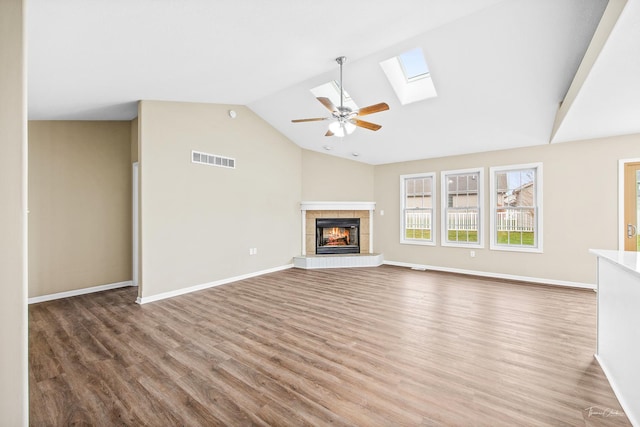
590,249,640,426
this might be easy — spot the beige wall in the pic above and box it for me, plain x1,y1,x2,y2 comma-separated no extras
302,149,375,201
22,110,640,295
0,0,27,423
375,134,640,285
138,101,302,298
28,121,133,297
131,117,139,163
131,117,141,287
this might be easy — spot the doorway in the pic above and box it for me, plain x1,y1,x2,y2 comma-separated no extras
620,159,640,251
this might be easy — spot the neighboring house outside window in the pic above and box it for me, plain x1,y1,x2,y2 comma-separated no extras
400,173,435,245
490,163,543,252
441,168,483,248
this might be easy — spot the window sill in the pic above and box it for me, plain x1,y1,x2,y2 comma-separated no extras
442,241,483,249
401,239,436,246
490,244,543,253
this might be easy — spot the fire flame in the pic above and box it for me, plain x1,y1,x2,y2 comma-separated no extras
325,227,350,245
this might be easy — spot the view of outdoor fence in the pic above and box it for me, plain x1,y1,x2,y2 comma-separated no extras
446,211,478,231
405,209,534,232
405,211,432,230
495,209,534,232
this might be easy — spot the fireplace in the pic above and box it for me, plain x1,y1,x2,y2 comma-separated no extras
316,218,360,254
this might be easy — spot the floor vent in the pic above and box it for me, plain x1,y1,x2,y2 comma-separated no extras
191,150,235,169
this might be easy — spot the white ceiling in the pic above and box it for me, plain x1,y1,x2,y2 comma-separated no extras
27,0,639,165
551,0,640,143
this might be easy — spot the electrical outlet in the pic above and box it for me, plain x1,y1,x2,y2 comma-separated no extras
253,248,258,255
470,250,476,258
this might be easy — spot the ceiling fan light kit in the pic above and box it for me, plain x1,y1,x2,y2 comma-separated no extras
292,56,389,138
328,119,356,137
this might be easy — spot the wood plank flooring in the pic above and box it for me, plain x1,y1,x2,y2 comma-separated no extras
29,266,631,426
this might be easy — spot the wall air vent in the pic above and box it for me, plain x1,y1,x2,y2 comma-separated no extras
191,150,236,169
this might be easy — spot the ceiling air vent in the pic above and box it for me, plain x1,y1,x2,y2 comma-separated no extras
191,150,236,169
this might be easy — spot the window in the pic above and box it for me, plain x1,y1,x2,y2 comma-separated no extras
441,169,483,247
398,48,430,81
490,163,543,252
380,47,437,105
400,173,435,245
310,81,358,111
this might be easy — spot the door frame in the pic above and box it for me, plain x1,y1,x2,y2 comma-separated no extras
132,162,139,286
618,158,640,250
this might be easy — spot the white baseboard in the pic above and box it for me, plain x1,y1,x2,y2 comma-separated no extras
136,264,294,305
28,280,134,304
594,354,639,426
383,260,595,290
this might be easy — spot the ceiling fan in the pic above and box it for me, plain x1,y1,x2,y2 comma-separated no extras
292,56,389,137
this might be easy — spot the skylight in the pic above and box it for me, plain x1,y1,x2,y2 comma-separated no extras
310,81,358,111
398,48,430,81
380,47,437,105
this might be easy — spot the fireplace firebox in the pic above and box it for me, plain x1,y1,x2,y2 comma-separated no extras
316,218,360,254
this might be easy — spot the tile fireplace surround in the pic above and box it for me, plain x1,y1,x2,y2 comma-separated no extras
294,201,383,269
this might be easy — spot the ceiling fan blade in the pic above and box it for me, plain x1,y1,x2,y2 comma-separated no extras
325,130,334,137
357,102,389,117
317,97,337,113
353,119,382,131
291,117,328,123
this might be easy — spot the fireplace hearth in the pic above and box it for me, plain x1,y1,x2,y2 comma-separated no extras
316,218,360,254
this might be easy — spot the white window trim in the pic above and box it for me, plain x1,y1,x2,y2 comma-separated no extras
441,168,484,249
489,162,543,253
400,172,436,246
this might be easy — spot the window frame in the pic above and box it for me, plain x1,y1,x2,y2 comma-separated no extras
379,48,437,106
310,81,358,112
400,172,436,246
489,162,543,253
440,168,484,248
398,48,430,82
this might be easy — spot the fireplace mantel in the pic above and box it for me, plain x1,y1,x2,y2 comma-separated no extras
300,201,376,256
300,201,376,211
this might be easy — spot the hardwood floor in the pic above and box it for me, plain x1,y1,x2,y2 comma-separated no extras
29,266,630,426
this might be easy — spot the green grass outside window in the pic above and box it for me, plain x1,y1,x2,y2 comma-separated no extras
496,231,535,246
447,230,478,243
405,229,431,240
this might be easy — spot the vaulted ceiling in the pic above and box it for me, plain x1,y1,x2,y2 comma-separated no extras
27,0,640,164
